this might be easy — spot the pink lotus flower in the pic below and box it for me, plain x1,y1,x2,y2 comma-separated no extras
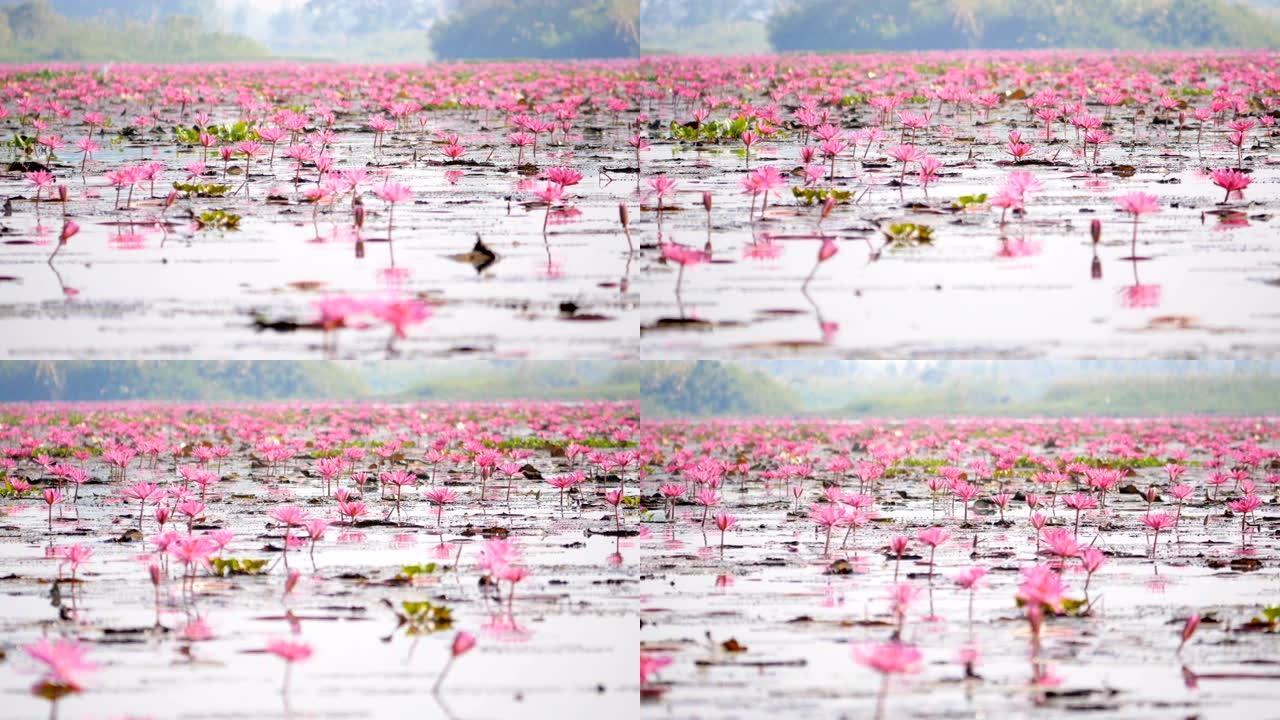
1120,283,1162,309
852,641,922,675
640,652,673,687
1115,192,1161,217
714,511,736,553
647,176,678,204
374,182,413,205
1209,168,1251,204
425,486,458,529
270,504,308,528
1017,563,1066,612
1142,512,1176,556
369,297,431,342
1178,613,1200,654
337,499,367,525
25,638,95,692
660,242,710,267
266,638,312,663
452,630,476,657
953,565,987,590
534,182,564,205
545,166,582,187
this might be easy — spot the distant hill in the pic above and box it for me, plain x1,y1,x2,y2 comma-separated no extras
0,362,368,402
833,375,1280,417
638,361,802,418
637,361,1280,418
0,0,270,62
3,0,446,62
46,0,203,22
429,0,639,60
767,0,1280,52
642,0,1280,54
747,360,1280,411
395,361,640,402
0,362,642,404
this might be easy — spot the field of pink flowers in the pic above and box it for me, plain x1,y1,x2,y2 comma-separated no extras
1,51,1276,358
2,401,1279,718
1,40,1278,719
0,401,638,718
639,416,1280,719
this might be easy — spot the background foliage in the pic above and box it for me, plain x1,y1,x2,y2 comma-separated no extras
2,0,1276,61
764,0,1280,52
640,360,1280,418
429,0,639,59
0,362,642,403
0,0,270,61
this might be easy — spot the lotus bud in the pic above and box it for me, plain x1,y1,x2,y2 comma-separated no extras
451,631,476,657
702,191,712,213
1090,219,1102,245
821,196,837,222
1178,613,1200,654
618,202,629,229
818,237,838,263
59,220,79,244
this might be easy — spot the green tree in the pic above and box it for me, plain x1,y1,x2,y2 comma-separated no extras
303,0,440,35
638,361,800,418
0,0,272,61
429,0,639,60
765,0,1280,50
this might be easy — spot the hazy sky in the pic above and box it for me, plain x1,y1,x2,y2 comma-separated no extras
217,0,304,9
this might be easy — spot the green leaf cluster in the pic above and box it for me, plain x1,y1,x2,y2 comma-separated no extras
792,187,853,206
669,116,754,144
399,563,439,579
197,210,241,230
400,600,455,634
209,557,268,576
952,193,989,210
767,0,1280,52
173,181,230,198
176,121,257,146
884,222,935,245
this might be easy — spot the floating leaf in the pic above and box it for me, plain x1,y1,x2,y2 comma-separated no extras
668,116,766,144
792,187,853,206
209,557,268,576
397,599,455,635
1060,597,1090,617
952,193,989,210
33,681,78,702
173,181,230,198
884,222,935,246
399,563,438,579
197,210,241,230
